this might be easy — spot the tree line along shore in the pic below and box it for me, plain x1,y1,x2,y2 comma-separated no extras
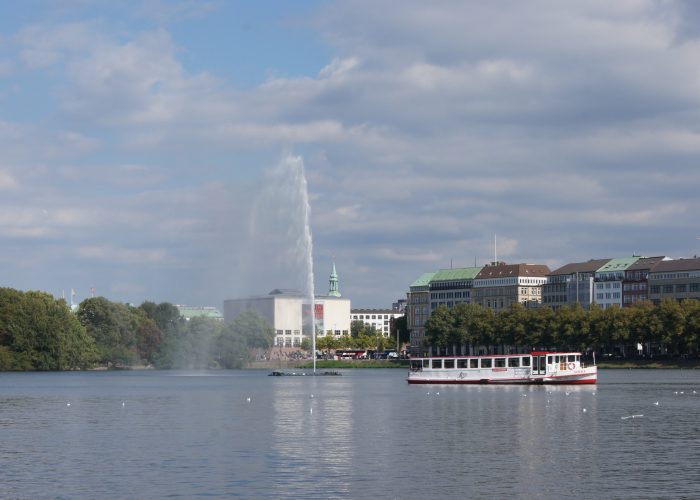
2,286,699,371
0,287,276,371
420,300,700,362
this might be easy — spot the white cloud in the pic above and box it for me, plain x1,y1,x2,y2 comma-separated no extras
2,1,700,307
77,245,168,264
0,170,17,190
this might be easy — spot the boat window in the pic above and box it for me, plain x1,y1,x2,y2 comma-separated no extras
444,359,454,369
521,357,530,367
547,356,553,364
457,359,469,369
495,358,506,367
575,355,580,362
431,359,442,369
568,355,576,362
481,358,492,368
470,359,478,368
508,357,519,367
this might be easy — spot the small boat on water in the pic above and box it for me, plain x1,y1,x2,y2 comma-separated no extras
407,351,596,385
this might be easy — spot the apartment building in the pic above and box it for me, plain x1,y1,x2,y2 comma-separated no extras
648,257,700,305
543,259,611,310
473,262,550,311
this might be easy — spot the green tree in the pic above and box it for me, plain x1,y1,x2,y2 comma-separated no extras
77,297,140,366
657,299,686,354
424,305,453,353
681,299,700,354
0,288,96,370
229,310,275,349
390,315,409,346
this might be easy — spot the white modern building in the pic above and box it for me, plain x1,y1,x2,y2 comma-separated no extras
223,263,350,347
351,308,404,337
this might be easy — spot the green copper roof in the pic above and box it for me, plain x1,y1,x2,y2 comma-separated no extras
328,261,341,297
410,272,435,288
596,256,640,272
431,267,483,281
177,306,223,319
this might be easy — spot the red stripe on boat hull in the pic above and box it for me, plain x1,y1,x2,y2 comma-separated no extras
406,378,597,385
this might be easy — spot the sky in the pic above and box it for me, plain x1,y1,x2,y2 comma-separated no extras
1,0,700,309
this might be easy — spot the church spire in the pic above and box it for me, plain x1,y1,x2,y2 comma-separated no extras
328,261,341,297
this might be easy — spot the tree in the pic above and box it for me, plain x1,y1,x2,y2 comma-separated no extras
77,297,139,366
350,320,365,338
390,315,409,346
0,288,96,370
681,299,700,354
657,299,686,355
228,310,276,349
424,306,452,352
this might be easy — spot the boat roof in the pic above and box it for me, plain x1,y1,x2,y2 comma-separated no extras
414,352,581,359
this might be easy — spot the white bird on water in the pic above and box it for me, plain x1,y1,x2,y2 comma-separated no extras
66,402,71,407
246,397,251,403
653,401,659,406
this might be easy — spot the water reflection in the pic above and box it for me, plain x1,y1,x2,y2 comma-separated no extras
0,370,699,499
270,375,354,497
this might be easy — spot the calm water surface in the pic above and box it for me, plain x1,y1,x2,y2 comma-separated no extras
1,369,699,499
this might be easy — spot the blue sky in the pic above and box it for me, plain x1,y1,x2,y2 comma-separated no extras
1,0,700,309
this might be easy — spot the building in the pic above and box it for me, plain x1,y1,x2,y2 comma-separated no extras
406,272,434,354
473,262,550,310
648,257,700,305
622,256,666,307
176,305,224,321
350,308,404,337
594,257,640,309
392,299,407,312
316,296,352,337
543,258,611,310
428,267,483,310
224,289,305,347
223,263,351,347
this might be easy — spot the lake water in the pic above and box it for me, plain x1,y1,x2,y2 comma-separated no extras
1,368,699,499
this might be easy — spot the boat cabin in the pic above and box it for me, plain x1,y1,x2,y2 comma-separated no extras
409,352,586,375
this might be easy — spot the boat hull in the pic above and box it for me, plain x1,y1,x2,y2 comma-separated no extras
406,368,597,385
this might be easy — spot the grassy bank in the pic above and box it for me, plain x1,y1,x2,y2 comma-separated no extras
597,359,700,369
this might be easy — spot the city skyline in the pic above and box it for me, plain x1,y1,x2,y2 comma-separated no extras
1,1,700,309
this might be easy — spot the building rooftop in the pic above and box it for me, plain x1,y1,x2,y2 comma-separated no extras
597,257,640,273
649,257,700,273
176,305,223,320
268,288,304,296
431,267,483,282
548,258,611,276
351,308,402,314
626,256,667,271
475,263,550,280
410,272,435,289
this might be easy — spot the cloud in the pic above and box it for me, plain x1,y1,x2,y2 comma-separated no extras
77,244,168,264
0,170,17,190
2,1,700,307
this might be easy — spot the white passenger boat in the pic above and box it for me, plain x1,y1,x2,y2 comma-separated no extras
407,351,597,385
